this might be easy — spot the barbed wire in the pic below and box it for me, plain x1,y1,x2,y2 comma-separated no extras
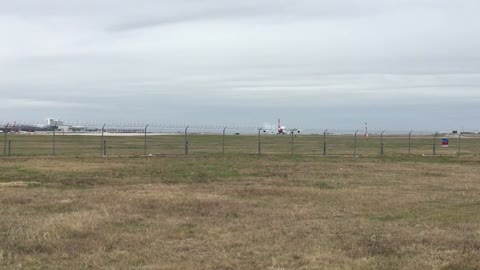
0,120,474,136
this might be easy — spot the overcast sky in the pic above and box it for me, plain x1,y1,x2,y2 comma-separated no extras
1,0,479,130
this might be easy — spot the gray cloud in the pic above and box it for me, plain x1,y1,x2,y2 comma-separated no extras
0,0,479,129
107,5,272,32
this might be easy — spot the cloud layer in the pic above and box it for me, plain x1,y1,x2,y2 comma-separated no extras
1,0,479,129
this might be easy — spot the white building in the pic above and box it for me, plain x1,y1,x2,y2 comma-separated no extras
58,125,71,132
47,118,64,127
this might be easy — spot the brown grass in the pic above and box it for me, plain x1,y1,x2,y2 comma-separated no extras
0,155,479,269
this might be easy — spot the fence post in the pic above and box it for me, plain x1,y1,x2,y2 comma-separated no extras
408,131,413,155
458,132,461,156
290,129,296,155
354,130,358,157
184,125,189,156
257,128,263,156
101,123,106,157
433,132,438,155
380,131,385,156
222,127,227,155
144,124,148,156
291,130,294,155
8,140,11,157
323,129,328,156
3,123,8,156
52,125,57,156
103,140,107,156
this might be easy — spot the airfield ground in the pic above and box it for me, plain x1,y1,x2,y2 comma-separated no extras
3,133,480,157
1,154,479,269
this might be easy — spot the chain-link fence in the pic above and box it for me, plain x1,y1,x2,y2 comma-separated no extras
1,123,477,157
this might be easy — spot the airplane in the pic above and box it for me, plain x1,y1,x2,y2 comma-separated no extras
277,119,286,134
262,119,298,135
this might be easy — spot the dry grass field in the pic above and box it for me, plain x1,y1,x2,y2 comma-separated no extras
1,155,479,269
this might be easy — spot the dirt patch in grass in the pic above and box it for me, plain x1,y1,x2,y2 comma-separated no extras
0,181,39,188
